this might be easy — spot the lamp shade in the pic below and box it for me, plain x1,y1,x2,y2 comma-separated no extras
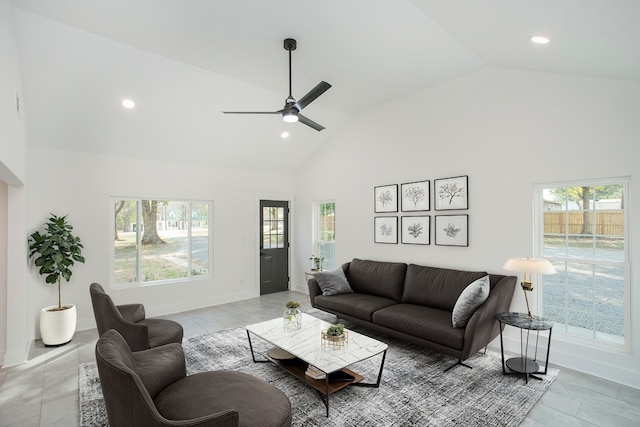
503,258,556,275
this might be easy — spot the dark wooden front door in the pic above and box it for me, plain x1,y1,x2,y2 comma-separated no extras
260,200,289,295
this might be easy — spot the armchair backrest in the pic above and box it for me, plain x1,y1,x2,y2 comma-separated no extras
90,282,124,337
95,329,167,426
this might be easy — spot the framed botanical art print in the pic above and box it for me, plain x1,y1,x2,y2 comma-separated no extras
435,215,468,247
401,216,430,245
401,180,430,212
374,184,398,213
374,216,398,244
434,175,468,210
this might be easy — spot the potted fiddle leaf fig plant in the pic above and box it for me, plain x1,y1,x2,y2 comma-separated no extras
28,213,85,346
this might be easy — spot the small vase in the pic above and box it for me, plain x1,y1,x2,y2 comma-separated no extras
283,307,302,329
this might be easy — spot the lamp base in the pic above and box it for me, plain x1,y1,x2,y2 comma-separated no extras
522,287,533,320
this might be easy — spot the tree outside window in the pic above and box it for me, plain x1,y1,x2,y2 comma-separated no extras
114,199,210,284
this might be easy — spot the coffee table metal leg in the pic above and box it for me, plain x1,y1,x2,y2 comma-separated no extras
246,330,269,363
324,376,330,417
353,349,387,388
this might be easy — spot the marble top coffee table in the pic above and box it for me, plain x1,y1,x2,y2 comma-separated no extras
246,313,388,416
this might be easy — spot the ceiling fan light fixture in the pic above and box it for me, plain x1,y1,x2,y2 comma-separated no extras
282,110,299,123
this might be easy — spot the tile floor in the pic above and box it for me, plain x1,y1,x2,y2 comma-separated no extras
1,290,638,426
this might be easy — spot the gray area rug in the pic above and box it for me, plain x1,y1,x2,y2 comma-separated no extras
80,323,557,426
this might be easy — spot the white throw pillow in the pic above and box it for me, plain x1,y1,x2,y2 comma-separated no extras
314,268,353,296
451,275,490,328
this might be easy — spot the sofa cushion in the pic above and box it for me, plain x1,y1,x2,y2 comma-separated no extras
372,304,465,350
452,275,490,328
314,268,353,296
314,293,397,322
347,258,407,302
401,264,487,311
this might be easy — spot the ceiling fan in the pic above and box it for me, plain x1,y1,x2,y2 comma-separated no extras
223,38,331,131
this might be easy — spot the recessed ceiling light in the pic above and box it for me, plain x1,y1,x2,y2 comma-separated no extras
281,131,290,139
122,99,135,109
531,36,550,45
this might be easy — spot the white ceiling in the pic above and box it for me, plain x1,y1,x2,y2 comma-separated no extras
11,0,640,173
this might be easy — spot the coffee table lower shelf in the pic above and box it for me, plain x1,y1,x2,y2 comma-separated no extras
267,355,364,395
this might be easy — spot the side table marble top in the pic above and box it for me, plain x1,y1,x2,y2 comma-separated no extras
496,311,553,331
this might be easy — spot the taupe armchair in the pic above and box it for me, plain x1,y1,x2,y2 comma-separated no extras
90,282,183,351
96,329,292,427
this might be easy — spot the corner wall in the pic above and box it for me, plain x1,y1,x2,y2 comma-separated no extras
293,68,640,388
0,0,29,367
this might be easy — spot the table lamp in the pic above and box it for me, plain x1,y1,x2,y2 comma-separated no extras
503,257,556,319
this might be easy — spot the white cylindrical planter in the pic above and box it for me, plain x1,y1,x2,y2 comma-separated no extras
40,304,77,346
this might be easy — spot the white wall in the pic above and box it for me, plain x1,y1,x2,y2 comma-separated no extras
0,0,30,367
293,68,640,388
27,147,294,339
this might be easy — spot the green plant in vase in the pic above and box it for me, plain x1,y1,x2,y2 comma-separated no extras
326,323,345,337
322,323,347,348
283,300,302,329
309,255,324,271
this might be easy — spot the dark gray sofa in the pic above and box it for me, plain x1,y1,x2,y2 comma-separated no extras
307,258,516,368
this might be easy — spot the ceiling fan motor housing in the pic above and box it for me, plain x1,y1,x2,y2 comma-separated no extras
284,38,297,51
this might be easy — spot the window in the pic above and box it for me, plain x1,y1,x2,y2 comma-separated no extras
313,201,335,270
536,179,629,349
113,199,211,284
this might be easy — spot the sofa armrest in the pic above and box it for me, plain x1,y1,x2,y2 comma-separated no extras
307,276,322,308
133,343,187,398
117,303,146,323
461,275,516,360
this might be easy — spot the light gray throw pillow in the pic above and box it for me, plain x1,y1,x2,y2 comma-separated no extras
314,268,353,296
452,275,490,328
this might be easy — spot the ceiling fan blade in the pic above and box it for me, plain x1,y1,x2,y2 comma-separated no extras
222,111,281,114
295,81,331,111
298,114,325,131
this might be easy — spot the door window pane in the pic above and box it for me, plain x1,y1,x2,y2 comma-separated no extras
263,207,284,249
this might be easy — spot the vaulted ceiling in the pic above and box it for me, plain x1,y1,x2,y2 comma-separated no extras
11,0,640,173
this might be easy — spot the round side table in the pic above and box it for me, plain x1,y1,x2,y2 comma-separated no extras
496,312,553,384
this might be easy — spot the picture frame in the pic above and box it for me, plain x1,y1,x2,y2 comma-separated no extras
401,216,430,245
434,175,468,210
374,184,398,213
401,180,430,212
435,215,468,247
374,216,398,244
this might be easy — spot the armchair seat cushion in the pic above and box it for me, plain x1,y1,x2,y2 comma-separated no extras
154,370,292,427
142,319,185,349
